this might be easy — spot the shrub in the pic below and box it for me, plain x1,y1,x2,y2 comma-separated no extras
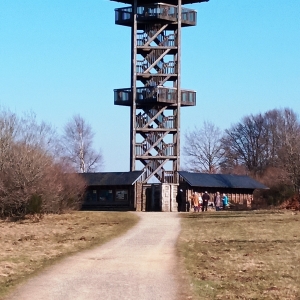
0,109,86,219
27,194,43,215
256,183,295,206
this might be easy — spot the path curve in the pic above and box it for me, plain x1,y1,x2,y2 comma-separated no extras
7,212,181,300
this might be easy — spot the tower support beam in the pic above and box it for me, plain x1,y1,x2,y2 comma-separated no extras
112,0,209,183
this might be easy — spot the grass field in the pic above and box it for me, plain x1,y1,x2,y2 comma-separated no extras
177,210,300,300
2,210,300,300
0,211,139,299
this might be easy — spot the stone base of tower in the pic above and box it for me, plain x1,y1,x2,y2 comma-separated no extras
137,183,179,212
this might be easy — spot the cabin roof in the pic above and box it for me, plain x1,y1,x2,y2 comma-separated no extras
178,171,268,189
111,0,209,6
80,171,144,186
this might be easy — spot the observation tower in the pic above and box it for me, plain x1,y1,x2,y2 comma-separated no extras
113,0,208,184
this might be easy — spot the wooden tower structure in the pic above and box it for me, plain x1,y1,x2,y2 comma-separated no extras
113,0,208,184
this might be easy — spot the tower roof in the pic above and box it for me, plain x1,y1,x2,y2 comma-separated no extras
111,0,209,6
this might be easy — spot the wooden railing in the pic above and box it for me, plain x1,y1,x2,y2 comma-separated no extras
136,60,176,74
114,87,196,106
162,171,177,183
135,141,176,156
114,88,131,104
115,4,197,26
115,6,132,23
182,89,197,105
136,114,176,129
137,33,176,47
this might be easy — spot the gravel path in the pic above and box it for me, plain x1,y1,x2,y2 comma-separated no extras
7,212,182,300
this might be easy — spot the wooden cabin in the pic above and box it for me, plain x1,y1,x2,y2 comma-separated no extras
80,171,144,211
178,171,268,210
80,171,267,212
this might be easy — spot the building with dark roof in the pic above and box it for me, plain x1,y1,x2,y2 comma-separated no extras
80,172,177,212
80,171,144,211
80,171,268,212
178,171,268,210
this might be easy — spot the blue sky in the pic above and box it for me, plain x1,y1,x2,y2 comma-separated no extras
0,0,299,171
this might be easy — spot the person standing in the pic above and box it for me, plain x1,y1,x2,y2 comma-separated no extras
189,193,194,211
214,192,221,211
222,193,228,210
202,191,210,212
193,192,199,212
189,192,199,212
198,193,203,211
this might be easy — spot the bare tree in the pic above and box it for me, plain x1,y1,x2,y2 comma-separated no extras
0,109,19,171
61,115,103,173
221,108,300,187
0,108,87,218
18,111,60,158
0,142,53,216
183,121,224,173
276,108,300,191
221,114,269,175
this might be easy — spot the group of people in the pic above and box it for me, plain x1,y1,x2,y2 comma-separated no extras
189,191,209,212
213,191,229,211
176,189,230,212
189,191,229,212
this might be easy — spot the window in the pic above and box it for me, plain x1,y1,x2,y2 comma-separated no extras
86,190,97,202
116,189,128,201
98,190,113,202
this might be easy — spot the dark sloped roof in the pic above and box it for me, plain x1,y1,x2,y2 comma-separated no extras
80,171,144,186
111,0,209,6
178,171,268,189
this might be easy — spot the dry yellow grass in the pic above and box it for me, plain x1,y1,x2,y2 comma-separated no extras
178,210,300,300
0,211,139,299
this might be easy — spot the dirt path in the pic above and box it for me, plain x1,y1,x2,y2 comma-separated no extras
7,212,182,300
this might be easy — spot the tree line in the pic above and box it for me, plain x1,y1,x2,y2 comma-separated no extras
0,108,103,218
183,108,300,205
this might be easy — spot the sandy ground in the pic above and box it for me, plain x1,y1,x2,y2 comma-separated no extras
6,212,182,300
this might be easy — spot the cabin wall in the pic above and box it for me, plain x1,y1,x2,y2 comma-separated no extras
82,184,135,211
83,181,255,212
178,184,255,210
226,190,253,209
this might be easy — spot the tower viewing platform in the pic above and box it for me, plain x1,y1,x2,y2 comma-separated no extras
112,0,209,183
115,3,197,27
114,87,196,107
111,0,208,5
